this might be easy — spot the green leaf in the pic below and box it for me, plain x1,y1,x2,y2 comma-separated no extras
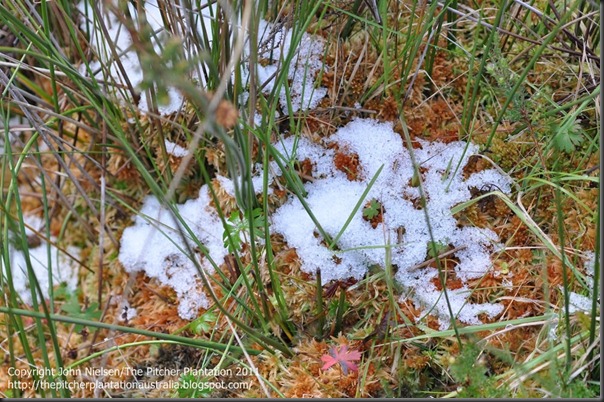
427,241,449,258
190,311,217,335
552,120,584,153
222,211,243,252
222,208,266,253
53,283,71,301
175,373,212,398
60,292,101,332
363,199,381,220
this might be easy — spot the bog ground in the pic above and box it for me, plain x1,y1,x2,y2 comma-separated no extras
0,0,600,398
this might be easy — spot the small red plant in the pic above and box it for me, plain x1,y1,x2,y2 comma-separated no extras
320,344,362,375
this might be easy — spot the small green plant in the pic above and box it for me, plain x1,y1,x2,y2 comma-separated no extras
189,311,217,335
551,117,585,153
448,343,508,398
60,290,101,332
529,358,600,398
484,47,526,123
222,208,266,253
427,241,448,258
363,199,381,220
327,297,350,319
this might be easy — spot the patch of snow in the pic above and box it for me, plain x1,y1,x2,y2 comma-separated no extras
118,183,229,319
270,118,511,329
0,216,79,305
405,273,505,326
118,118,514,326
77,0,215,115
582,251,597,295
273,136,335,179
164,139,189,158
563,251,600,315
78,1,327,116
551,253,599,334
215,174,236,197
242,20,327,113
566,290,595,314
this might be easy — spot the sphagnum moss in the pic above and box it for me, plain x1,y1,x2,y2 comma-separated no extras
0,0,599,398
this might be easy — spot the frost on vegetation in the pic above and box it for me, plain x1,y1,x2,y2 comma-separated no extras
118,181,231,320
270,118,513,329
78,0,327,115
0,216,79,305
582,251,597,295
565,291,595,314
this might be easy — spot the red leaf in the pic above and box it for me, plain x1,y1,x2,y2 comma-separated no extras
320,344,362,375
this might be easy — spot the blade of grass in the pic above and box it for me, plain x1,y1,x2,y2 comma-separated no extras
485,0,582,149
0,306,259,355
329,164,383,250
399,114,463,349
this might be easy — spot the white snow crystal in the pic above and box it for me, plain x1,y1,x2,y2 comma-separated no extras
582,251,597,295
563,251,600,315
118,118,514,326
116,298,138,322
566,290,596,314
79,1,327,115
78,0,192,114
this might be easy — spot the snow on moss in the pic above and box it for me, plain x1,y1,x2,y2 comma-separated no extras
271,118,512,328
78,1,327,115
119,119,513,326
118,182,229,320
248,20,328,112
164,139,189,158
1,216,79,305
564,252,600,315
77,0,188,114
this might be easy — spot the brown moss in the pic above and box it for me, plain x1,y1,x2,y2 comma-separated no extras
467,272,502,304
430,269,464,291
303,110,339,138
208,177,238,216
333,149,361,181
402,348,430,370
378,96,399,121
295,158,314,182
499,215,532,246
462,155,492,179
